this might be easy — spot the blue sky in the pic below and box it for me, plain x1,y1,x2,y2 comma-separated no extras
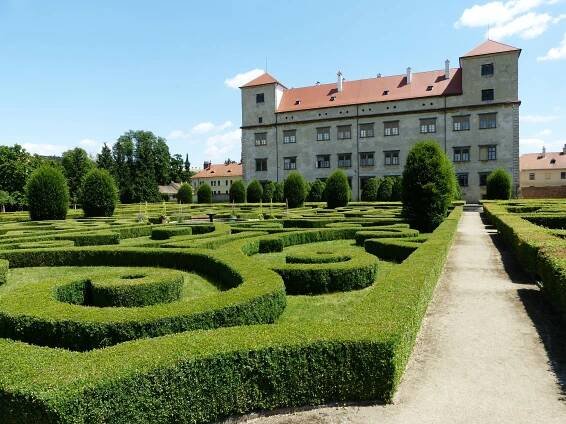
0,0,565,168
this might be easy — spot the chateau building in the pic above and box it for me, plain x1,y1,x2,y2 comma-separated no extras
520,146,566,198
191,162,243,202
240,40,521,202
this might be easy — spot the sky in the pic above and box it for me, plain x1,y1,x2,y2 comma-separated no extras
0,0,565,168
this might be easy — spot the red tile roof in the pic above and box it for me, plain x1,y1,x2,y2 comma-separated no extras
461,39,520,58
521,152,566,170
276,69,462,112
192,163,243,179
240,72,281,88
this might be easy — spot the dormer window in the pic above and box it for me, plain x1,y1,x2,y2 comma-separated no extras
426,85,433,91
256,93,265,103
295,99,301,105
330,96,335,101
550,159,556,164
383,90,389,95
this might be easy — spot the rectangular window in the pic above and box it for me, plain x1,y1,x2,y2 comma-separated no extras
479,145,497,161
316,127,331,141
256,93,265,103
254,132,267,146
529,172,536,181
255,158,267,172
561,172,566,180
457,173,469,187
338,153,352,168
283,156,297,170
481,63,494,77
479,172,489,187
359,123,374,138
453,146,470,162
384,121,400,136
453,116,470,131
316,154,330,168
420,118,437,133
360,152,375,167
283,130,296,144
337,125,352,140
384,150,400,166
479,113,497,129
482,89,494,101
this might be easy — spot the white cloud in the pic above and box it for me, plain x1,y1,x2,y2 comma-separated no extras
538,128,553,136
203,129,241,162
538,32,566,60
22,143,69,156
168,121,233,141
224,69,264,89
191,122,216,134
455,0,563,39
521,114,560,123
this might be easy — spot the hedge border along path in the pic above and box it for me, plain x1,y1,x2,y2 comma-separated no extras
483,200,566,320
0,207,461,423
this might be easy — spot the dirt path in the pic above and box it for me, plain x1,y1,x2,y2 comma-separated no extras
234,211,566,424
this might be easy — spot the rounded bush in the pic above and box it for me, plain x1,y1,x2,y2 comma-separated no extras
402,141,456,232
361,178,380,201
390,176,402,201
197,183,212,204
176,183,193,204
81,169,118,217
262,181,276,202
230,180,246,203
486,168,512,200
307,180,326,202
25,165,69,221
376,177,394,201
325,170,350,209
246,179,263,203
283,171,306,208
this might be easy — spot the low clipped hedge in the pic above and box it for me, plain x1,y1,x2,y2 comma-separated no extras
151,225,193,240
354,227,420,245
0,259,7,286
365,235,429,262
286,252,351,264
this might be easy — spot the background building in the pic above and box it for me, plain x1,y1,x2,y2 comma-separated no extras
520,146,566,198
240,40,521,202
191,162,243,202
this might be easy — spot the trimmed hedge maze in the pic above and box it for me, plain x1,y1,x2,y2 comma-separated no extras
484,200,566,320
0,202,462,423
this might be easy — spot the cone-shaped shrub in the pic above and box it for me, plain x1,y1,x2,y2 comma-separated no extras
390,176,402,201
262,181,275,202
197,183,212,204
402,140,456,232
26,165,69,220
376,177,394,201
176,183,193,204
246,179,263,203
307,180,326,202
486,168,512,200
81,169,118,217
361,177,380,201
325,170,350,209
284,171,306,208
230,180,246,203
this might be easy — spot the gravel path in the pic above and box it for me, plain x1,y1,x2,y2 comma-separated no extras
233,211,566,424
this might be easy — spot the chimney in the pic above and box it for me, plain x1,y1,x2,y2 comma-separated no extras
203,160,211,170
445,59,450,79
337,70,343,92
563,144,566,154
406,67,412,84
542,146,546,157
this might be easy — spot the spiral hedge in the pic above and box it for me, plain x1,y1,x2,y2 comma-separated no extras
0,201,462,423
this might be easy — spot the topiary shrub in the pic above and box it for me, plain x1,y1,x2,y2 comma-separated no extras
284,171,306,208
376,177,394,201
197,183,212,204
486,168,512,200
390,176,402,201
273,181,284,202
230,180,246,203
361,178,380,201
81,169,118,217
307,180,326,202
402,140,455,232
325,170,350,208
176,183,193,204
25,165,70,220
262,181,275,202
246,179,263,203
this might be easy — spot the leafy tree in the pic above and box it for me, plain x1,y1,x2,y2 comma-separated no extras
170,154,187,183
325,170,350,208
283,171,306,208
96,143,114,172
197,183,212,203
176,183,193,204
402,141,456,232
81,169,118,217
112,135,135,203
62,148,94,207
246,179,263,203
273,181,284,203
26,165,69,220
376,177,394,201
307,179,326,202
361,177,380,201
262,181,275,202
230,180,246,203
0,190,9,213
0,144,43,194
486,168,512,200
154,138,171,185
8,191,26,211
390,176,403,201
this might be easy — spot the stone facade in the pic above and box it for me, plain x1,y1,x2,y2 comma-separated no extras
241,42,521,202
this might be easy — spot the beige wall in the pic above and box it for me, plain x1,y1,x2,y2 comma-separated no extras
520,169,566,187
192,176,242,196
